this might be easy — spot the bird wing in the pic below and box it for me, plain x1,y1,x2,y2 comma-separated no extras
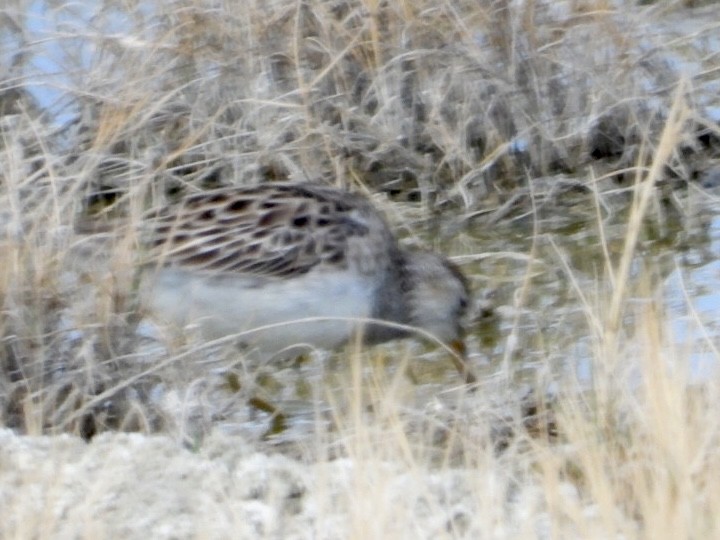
143,183,390,278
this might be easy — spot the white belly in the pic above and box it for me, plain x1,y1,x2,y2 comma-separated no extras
146,268,375,353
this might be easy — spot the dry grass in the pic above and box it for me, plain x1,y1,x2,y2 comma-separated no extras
1,0,720,538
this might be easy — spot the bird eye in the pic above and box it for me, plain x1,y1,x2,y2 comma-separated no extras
458,298,468,312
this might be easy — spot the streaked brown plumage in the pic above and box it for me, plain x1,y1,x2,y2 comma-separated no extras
142,183,474,382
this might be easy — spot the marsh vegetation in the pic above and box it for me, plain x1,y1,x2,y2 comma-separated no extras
1,0,720,537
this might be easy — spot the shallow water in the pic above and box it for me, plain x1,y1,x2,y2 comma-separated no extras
226,185,720,442
460,186,720,388
665,213,720,381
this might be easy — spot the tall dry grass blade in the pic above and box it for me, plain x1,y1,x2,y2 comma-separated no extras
606,79,689,342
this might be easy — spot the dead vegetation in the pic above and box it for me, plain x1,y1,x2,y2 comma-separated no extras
1,1,720,537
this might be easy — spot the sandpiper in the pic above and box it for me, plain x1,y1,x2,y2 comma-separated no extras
141,182,474,382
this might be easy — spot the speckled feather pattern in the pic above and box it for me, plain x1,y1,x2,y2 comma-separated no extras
141,182,470,355
143,183,396,278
